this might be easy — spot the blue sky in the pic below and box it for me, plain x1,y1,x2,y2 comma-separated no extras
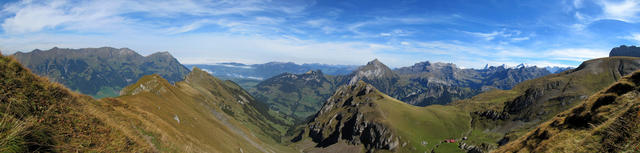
0,0,639,68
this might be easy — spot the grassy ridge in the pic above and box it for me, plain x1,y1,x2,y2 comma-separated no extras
114,68,295,152
450,56,640,150
496,70,640,153
0,54,151,152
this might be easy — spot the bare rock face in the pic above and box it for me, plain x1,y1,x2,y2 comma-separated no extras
610,45,640,57
302,81,401,152
348,59,397,85
474,110,510,120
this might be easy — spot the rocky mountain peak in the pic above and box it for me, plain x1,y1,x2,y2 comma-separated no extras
117,48,136,55
610,45,640,57
348,59,397,85
303,81,400,152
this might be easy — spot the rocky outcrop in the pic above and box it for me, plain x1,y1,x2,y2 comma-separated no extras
474,110,510,120
459,142,494,153
609,45,640,57
502,80,564,120
347,59,398,85
303,81,401,152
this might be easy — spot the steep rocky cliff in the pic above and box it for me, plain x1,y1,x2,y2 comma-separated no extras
610,45,640,57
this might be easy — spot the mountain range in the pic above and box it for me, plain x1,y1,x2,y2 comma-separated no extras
0,53,295,152
185,62,357,89
285,47,640,152
252,58,554,125
11,47,190,98
2,45,640,153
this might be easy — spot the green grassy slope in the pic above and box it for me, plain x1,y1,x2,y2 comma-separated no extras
376,94,471,152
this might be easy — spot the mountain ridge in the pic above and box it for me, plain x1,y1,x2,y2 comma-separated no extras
452,56,640,152
12,47,190,98
496,70,640,152
112,67,294,152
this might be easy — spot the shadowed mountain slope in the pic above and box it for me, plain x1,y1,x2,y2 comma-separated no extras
12,47,190,98
610,45,640,58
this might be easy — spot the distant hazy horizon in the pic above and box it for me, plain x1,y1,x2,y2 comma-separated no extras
1,0,638,68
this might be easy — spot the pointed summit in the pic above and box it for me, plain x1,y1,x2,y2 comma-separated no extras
348,59,397,85
368,58,383,65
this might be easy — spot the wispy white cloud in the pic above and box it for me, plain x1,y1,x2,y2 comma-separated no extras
544,48,609,61
0,0,308,34
625,33,640,43
0,0,619,69
598,0,640,22
466,31,501,40
346,16,447,38
463,29,529,42
573,0,585,8
511,37,530,42
571,0,640,24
